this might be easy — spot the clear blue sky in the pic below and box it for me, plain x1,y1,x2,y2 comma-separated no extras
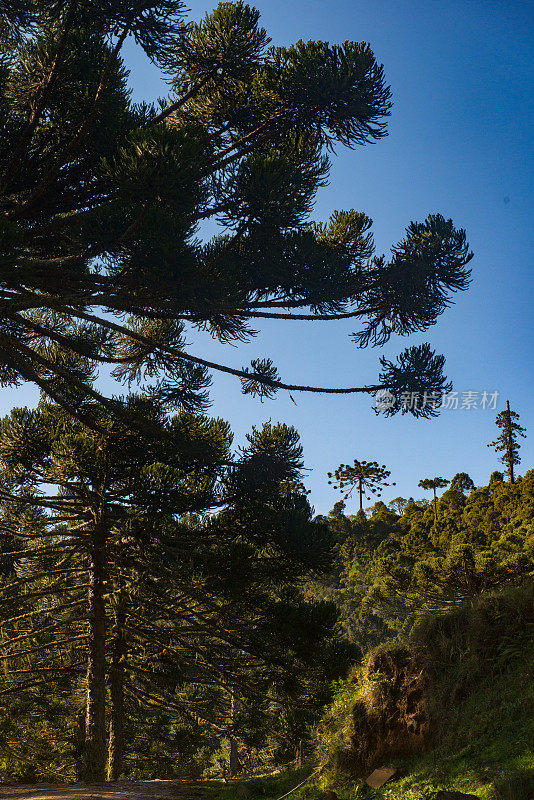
6,1,533,513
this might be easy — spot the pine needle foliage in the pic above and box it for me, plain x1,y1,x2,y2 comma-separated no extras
0,1,472,421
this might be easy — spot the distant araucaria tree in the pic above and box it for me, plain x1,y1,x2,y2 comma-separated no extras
328,460,395,512
488,401,526,484
418,476,450,520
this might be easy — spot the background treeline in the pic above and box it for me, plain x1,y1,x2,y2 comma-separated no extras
310,467,534,653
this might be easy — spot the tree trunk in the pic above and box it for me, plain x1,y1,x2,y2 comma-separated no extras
74,710,86,780
229,737,239,777
108,599,126,780
229,693,240,777
433,487,438,520
82,522,108,782
358,478,363,512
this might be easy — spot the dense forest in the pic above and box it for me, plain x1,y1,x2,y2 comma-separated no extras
0,401,532,796
0,2,531,799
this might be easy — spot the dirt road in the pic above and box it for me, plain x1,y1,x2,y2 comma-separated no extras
0,780,215,800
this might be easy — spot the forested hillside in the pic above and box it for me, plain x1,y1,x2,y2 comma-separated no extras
305,464,533,790
1,408,532,793
310,467,534,652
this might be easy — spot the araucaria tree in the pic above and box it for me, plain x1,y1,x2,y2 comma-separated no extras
487,401,526,484
328,460,394,512
0,400,348,781
0,398,232,780
418,476,450,520
0,1,472,418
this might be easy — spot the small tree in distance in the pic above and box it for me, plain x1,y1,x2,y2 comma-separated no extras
418,476,450,521
449,472,475,494
389,496,408,515
328,460,395,513
488,401,526,484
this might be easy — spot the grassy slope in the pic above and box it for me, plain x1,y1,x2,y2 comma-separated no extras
364,657,534,800
211,767,318,800
217,585,533,800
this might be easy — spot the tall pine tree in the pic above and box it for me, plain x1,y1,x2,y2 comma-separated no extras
488,401,526,484
328,460,395,513
0,400,348,780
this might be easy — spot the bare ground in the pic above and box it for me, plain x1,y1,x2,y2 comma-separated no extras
0,780,215,800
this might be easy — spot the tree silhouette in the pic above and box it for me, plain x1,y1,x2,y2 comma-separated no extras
0,2,472,425
418,476,450,520
488,401,526,484
328,460,394,512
